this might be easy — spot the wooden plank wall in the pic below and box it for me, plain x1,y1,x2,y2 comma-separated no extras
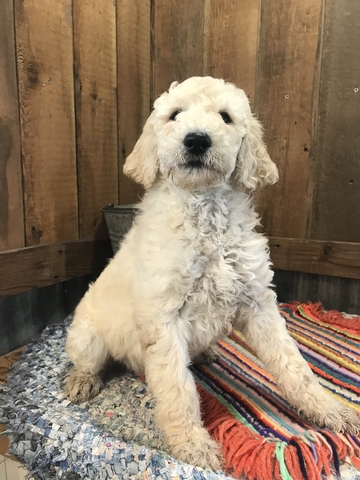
73,0,118,238
0,0,152,296
15,0,79,245
117,0,151,204
204,0,260,105
256,0,322,238
0,0,24,251
310,0,360,242
153,0,205,99
151,0,360,278
0,0,359,297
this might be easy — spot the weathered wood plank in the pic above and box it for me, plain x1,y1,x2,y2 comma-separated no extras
73,0,119,237
256,0,322,238
15,0,78,245
310,0,360,242
269,237,360,279
0,347,24,385
0,0,24,250
153,0,204,99
0,424,10,456
0,238,112,297
204,0,260,104
1,235,358,298
117,0,151,204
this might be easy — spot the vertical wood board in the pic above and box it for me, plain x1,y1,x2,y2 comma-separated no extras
153,0,205,99
0,1,24,250
310,0,360,242
73,0,119,237
256,0,322,238
204,0,260,105
117,0,151,204
15,0,78,245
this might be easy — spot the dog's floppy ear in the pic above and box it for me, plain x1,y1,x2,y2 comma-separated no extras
123,115,159,189
169,80,179,90
234,115,279,190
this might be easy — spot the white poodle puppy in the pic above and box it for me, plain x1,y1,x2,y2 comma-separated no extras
65,77,359,470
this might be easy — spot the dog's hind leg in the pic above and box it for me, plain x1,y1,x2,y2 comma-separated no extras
64,315,108,403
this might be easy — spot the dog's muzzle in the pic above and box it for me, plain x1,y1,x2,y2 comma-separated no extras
183,132,212,169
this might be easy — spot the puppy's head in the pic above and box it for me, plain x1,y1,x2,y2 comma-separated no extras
124,77,278,191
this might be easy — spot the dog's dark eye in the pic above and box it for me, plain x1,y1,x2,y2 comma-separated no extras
219,111,232,124
169,110,181,121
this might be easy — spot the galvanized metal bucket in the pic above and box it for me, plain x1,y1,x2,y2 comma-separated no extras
102,204,139,254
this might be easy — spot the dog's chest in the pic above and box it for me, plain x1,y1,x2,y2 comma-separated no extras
178,196,244,341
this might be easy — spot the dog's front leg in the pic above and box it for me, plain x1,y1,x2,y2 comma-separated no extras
143,319,222,470
236,292,360,434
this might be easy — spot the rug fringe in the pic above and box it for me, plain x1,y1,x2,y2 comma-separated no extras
199,382,359,479
283,302,360,334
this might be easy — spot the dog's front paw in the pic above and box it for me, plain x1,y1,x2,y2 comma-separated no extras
312,402,360,435
64,368,103,403
171,427,223,471
299,389,360,434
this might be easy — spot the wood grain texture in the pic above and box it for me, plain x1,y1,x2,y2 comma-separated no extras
15,0,78,245
0,347,23,456
0,347,24,385
204,0,260,104
2,235,357,298
269,237,360,279
0,0,24,251
310,0,360,242
0,424,10,456
153,0,205,99
73,0,119,237
0,238,112,297
256,0,322,238
117,0,151,204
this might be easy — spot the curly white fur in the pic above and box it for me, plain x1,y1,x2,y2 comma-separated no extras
65,77,360,470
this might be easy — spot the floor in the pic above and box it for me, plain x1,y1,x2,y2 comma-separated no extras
0,348,34,480
1,335,359,480
0,455,34,480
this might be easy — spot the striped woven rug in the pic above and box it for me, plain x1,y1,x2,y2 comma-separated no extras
193,303,360,480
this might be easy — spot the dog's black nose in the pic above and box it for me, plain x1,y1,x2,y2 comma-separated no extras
183,132,212,156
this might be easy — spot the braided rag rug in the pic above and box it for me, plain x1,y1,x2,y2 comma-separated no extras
0,302,359,480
